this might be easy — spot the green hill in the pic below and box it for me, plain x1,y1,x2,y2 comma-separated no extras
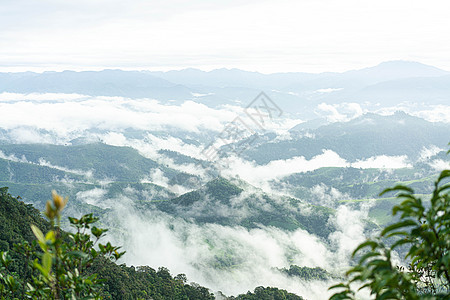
0,143,177,182
154,177,334,238
242,112,449,164
0,187,305,299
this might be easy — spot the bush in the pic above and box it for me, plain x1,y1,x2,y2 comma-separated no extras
329,169,450,299
0,191,124,299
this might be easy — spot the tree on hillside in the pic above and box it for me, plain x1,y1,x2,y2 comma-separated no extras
0,189,218,299
0,190,125,299
329,168,450,299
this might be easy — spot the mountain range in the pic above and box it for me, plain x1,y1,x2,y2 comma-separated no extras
1,61,449,118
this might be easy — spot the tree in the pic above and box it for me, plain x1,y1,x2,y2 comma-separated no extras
0,191,125,299
329,169,450,299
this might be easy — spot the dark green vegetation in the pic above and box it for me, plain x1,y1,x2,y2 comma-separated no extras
0,188,304,299
0,143,193,210
278,166,438,200
1,140,448,299
0,188,216,299
154,177,334,238
0,187,50,252
279,265,332,281
91,263,216,300
0,143,176,182
228,286,304,300
0,187,51,282
0,142,337,238
242,112,449,164
329,169,450,299
158,149,209,167
274,163,446,226
1,142,444,237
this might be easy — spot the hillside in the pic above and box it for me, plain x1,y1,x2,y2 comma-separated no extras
154,177,334,238
0,187,308,299
0,143,193,210
243,112,449,164
0,187,50,252
0,143,178,182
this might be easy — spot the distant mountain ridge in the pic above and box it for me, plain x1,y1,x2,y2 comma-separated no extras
0,69,193,101
243,111,450,164
1,61,449,118
1,60,447,92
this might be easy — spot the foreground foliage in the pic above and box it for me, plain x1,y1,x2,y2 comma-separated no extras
1,190,126,299
0,188,304,299
0,189,217,299
329,169,450,299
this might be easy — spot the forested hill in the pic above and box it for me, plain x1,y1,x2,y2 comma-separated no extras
154,177,335,238
243,112,450,164
0,187,304,299
0,187,50,252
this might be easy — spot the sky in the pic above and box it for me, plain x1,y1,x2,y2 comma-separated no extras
1,0,450,73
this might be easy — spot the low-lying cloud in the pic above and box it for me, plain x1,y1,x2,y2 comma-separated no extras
101,197,371,300
316,102,364,123
222,150,412,190
0,93,234,138
375,103,450,123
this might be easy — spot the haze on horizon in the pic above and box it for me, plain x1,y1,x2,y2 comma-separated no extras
1,0,450,73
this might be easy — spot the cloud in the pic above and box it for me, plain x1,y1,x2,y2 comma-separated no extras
310,183,349,207
8,127,57,144
413,105,450,123
418,145,444,162
223,150,348,188
328,204,373,269
142,168,193,195
0,149,95,180
222,151,412,191
0,92,87,102
314,88,344,93
428,159,449,171
350,155,412,169
0,93,236,138
316,102,364,122
375,104,450,123
0,150,28,163
76,188,108,207
102,200,371,300
38,158,94,179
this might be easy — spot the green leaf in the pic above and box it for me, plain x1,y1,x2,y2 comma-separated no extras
45,230,56,243
437,183,450,194
377,289,398,300
391,239,412,250
68,250,88,259
42,252,52,274
436,169,450,184
352,240,379,257
358,252,380,264
68,217,79,224
381,220,417,236
328,283,348,290
384,231,409,238
380,185,413,197
31,225,45,244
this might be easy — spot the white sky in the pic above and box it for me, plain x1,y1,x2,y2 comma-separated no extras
1,0,450,73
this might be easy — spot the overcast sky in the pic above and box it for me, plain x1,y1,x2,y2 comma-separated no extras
1,0,449,73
